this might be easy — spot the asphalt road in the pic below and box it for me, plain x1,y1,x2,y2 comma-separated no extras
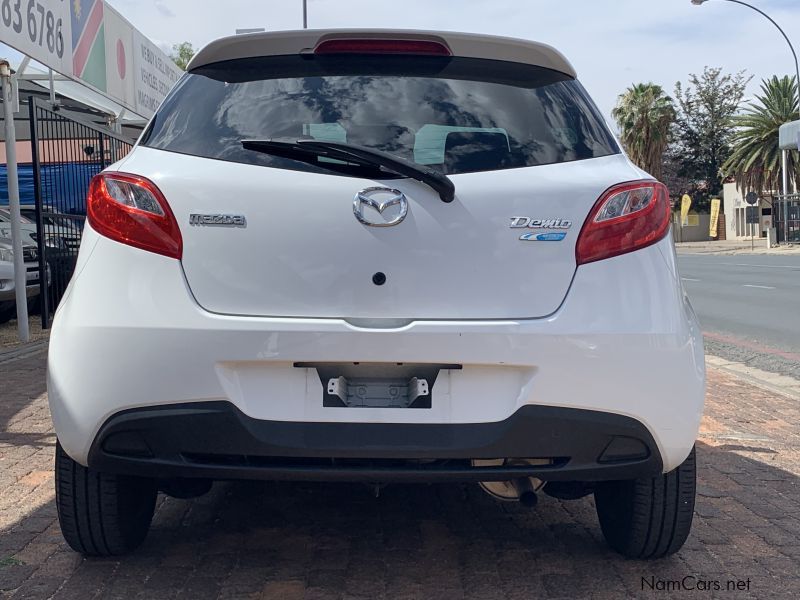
677,253,800,378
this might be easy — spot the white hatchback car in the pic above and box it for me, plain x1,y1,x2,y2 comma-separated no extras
48,29,705,559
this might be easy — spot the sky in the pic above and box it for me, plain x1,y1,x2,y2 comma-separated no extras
5,0,800,121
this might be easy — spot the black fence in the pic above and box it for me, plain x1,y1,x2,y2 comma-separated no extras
771,194,800,244
28,97,135,327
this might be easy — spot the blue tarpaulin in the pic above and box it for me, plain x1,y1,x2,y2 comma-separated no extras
0,163,100,214
0,164,35,205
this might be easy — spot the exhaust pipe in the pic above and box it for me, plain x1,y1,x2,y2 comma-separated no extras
511,478,538,508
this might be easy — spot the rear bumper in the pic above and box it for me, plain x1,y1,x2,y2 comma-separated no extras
49,227,705,474
89,402,661,482
0,283,39,302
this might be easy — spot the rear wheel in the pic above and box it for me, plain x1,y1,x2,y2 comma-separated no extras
0,303,15,324
55,441,157,556
594,446,696,559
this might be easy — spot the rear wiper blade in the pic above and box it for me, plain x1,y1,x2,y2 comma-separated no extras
241,138,455,203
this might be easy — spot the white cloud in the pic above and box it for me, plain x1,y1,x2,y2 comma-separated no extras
154,0,175,18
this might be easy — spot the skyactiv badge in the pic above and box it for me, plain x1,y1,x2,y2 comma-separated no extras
519,232,567,242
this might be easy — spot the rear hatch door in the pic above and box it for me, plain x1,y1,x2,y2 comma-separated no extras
132,49,633,320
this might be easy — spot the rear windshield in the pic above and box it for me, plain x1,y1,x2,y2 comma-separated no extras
142,54,619,176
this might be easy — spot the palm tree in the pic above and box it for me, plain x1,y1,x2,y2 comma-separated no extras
722,76,799,194
612,83,676,180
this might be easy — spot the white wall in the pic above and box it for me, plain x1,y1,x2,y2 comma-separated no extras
723,182,773,239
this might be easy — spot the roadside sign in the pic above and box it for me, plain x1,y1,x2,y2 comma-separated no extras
746,206,759,224
1,0,179,119
779,119,800,150
132,29,180,117
0,0,73,76
746,192,758,205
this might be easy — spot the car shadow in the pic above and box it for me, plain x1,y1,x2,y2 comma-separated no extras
0,352,50,445
1,439,797,598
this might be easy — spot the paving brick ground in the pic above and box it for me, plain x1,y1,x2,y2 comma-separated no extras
0,351,798,599
0,319,47,351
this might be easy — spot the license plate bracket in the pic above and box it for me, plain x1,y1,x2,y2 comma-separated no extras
327,376,429,408
295,362,461,409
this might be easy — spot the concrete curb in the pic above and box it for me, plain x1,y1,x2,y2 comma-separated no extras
0,339,48,365
706,354,800,400
675,243,800,256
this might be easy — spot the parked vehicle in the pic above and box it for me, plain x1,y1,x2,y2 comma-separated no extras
48,29,705,559
0,207,80,250
18,205,84,241
0,237,43,323
0,208,81,309
0,209,37,246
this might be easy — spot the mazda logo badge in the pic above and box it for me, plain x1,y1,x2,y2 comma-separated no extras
353,187,408,227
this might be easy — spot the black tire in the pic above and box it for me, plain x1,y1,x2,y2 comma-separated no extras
0,303,15,324
27,295,41,314
55,440,158,556
594,445,696,559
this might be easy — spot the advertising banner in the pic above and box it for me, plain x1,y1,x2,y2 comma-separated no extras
0,0,73,75
2,0,178,119
101,3,135,109
680,194,692,227
709,198,720,238
132,29,179,118
70,0,105,91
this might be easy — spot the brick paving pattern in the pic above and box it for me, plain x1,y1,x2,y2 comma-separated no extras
0,351,798,599
0,320,48,351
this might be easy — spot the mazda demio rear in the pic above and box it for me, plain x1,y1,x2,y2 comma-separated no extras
48,29,705,559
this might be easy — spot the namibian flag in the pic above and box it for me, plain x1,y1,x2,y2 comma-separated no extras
71,0,106,92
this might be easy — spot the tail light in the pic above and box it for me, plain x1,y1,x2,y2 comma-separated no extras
87,173,182,259
576,180,671,265
314,38,452,56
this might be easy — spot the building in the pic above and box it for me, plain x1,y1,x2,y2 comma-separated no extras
723,181,775,240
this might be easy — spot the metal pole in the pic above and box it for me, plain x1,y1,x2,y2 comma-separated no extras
782,149,790,244
302,0,307,28
1,60,30,342
48,68,56,106
706,0,800,109
28,98,49,329
696,0,800,238
113,109,125,134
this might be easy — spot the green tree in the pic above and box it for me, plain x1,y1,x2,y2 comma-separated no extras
612,83,676,180
672,67,751,208
722,76,799,195
170,42,195,71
